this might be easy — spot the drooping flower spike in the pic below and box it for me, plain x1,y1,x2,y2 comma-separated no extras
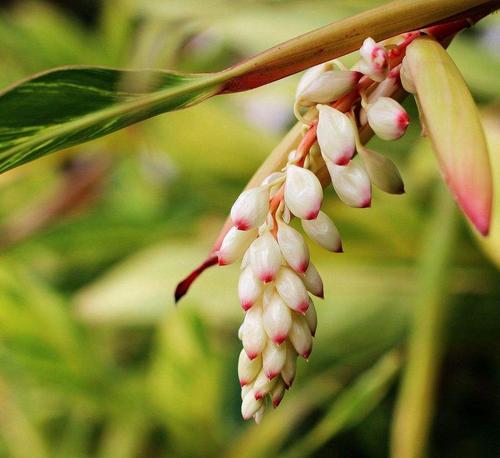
175,20,494,422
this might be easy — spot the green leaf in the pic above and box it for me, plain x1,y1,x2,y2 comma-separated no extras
0,67,222,173
405,37,493,235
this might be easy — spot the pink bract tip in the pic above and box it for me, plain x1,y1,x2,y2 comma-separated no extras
260,273,275,283
234,219,250,231
265,371,278,380
272,396,283,408
297,261,309,274
297,301,310,314
305,208,320,220
246,351,258,361
239,379,248,387
272,335,287,345
241,301,253,311
302,348,312,359
254,391,263,401
397,111,410,130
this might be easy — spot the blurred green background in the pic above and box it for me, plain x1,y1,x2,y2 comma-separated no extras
0,1,498,457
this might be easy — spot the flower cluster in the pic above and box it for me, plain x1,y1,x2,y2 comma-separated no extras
217,36,413,422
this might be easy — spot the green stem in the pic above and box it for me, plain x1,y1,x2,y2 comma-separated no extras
390,184,458,458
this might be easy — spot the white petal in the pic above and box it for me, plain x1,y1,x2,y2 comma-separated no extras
316,105,356,165
275,267,310,314
284,165,323,220
281,341,297,388
304,298,318,336
241,390,263,420
358,37,388,82
242,304,266,359
277,222,310,273
327,158,372,208
296,70,360,106
270,378,286,407
289,314,313,359
367,97,409,141
253,369,277,400
238,349,262,386
301,211,342,252
218,227,258,265
249,232,283,283
262,292,292,344
262,342,287,379
231,186,270,230
238,266,264,311
296,63,329,99
303,262,324,298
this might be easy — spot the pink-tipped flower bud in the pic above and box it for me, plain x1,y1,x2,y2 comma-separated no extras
275,267,310,314
242,304,266,359
366,97,409,141
254,405,265,424
249,232,283,283
241,389,263,420
238,349,262,386
327,158,372,208
358,147,405,194
357,37,388,82
316,105,356,165
296,70,361,106
301,211,342,252
303,262,324,298
277,221,310,274
270,378,286,407
284,165,323,220
262,342,287,380
230,186,270,230
289,314,313,359
281,341,298,388
253,369,278,400
304,298,318,337
262,292,292,345
218,227,258,266
238,266,264,311
400,57,416,94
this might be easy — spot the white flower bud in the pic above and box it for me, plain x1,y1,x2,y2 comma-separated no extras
304,298,318,337
238,266,263,311
281,341,297,388
301,211,342,252
241,389,263,420
296,63,329,100
284,165,323,220
358,147,405,194
277,221,310,274
262,292,292,344
275,267,310,314
303,262,324,298
218,227,258,266
241,384,252,400
238,349,262,386
357,37,388,82
242,304,266,360
253,369,278,400
400,56,416,93
296,70,361,106
262,342,287,380
366,97,409,141
289,314,313,359
326,158,372,208
270,378,286,407
230,187,270,230
249,232,283,283
254,405,265,424
238,323,245,340
316,105,356,166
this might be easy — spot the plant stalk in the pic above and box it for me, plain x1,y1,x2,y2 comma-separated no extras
390,183,459,458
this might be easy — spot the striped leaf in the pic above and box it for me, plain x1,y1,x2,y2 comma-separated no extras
405,37,493,235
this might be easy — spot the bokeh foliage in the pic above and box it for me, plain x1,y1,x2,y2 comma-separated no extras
0,1,498,457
